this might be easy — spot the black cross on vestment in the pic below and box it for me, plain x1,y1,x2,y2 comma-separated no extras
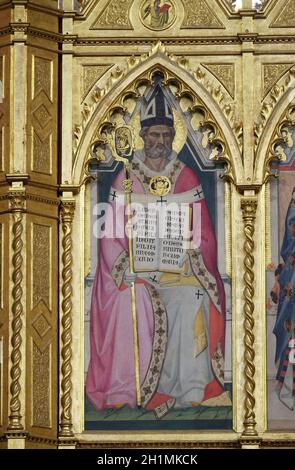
194,188,204,199
195,289,203,299
156,196,167,204
110,190,117,201
149,275,158,283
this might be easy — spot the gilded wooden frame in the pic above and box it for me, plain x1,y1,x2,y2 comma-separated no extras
66,42,263,449
2,0,295,449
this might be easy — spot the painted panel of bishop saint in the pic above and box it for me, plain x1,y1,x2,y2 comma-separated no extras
84,75,232,430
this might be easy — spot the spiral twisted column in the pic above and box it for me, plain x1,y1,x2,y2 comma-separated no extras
59,199,75,438
241,198,258,437
7,188,26,431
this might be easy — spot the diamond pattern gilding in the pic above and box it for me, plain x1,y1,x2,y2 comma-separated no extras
33,104,51,129
32,311,51,339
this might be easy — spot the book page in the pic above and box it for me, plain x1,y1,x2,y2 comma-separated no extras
132,203,192,273
158,205,192,273
132,204,158,272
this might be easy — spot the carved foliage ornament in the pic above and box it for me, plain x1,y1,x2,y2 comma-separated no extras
91,0,133,30
263,64,293,98
33,224,51,310
271,0,295,27
34,57,51,101
33,133,51,174
254,66,295,152
33,342,50,428
181,0,224,29
263,101,295,183
8,191,26,212
81,65,113,102
32,56,53,176
202,64,235,99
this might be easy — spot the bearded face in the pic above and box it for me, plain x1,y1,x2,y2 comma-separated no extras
141,125,175,160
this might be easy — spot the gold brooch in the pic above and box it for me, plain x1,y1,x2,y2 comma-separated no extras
149,176,171,197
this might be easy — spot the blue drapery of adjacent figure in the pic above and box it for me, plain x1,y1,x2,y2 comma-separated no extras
272,188,295,406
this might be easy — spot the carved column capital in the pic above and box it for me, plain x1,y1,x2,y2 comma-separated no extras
8,183,26,213
241,198,258,220
60,199,75,223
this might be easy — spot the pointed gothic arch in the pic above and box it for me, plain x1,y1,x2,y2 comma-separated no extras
255,87,295,183
72,51,242,186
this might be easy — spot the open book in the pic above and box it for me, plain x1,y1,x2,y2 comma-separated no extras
132,203,192,273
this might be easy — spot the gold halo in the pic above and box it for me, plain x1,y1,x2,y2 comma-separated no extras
129,108,187,154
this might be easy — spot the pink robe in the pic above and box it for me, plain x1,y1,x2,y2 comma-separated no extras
86,162,226,410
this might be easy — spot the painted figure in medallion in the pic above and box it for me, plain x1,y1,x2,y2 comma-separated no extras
141,0,175,30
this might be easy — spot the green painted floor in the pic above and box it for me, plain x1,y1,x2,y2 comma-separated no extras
85,398,232,422
84,388,233,430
